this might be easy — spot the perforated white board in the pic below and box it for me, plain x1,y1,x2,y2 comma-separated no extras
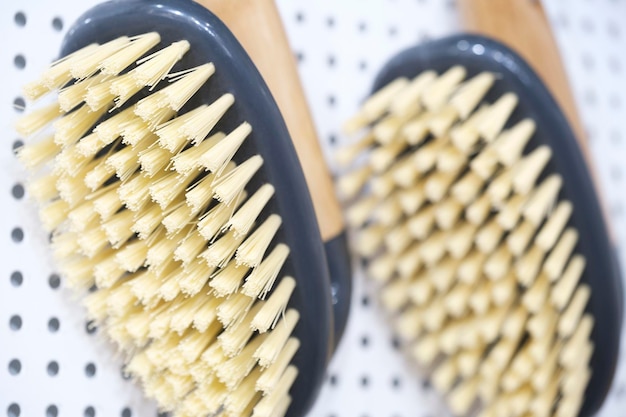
1,1,625,417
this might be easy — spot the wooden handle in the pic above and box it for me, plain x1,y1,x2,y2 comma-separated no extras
458,0,587,153
196,0,344,241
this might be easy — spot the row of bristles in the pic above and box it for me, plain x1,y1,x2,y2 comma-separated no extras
337,67,593,417
17,32,301,417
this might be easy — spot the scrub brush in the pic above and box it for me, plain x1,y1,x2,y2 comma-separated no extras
15,1,351,416
337,35,622,417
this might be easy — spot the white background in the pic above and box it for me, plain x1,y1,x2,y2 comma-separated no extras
1,1,625,417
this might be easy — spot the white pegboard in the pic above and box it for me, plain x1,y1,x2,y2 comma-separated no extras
1,1,625,417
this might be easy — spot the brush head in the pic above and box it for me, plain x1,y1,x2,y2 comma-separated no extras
19,1,337,416
344,35,622,417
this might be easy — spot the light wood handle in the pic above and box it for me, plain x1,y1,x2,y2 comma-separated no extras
196,0,344,241
458,0,587,154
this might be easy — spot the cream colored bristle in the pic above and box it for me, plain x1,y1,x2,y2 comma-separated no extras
381,279,410,312
92,183,123,220
402,112,432,145
179,327,221,364
255,338,299,393
395,306,423,341
149,171,195,210
146,228,184,269
450,72,494,119
451,171,483,205
192,297,221,333
470,146,499,180
335,133,375,166
468,281,491,314
397,243,422,278
173,132,225,174
522,174,562,226
449,104,490,152
458,250,487,285
346,195,377,228
213,155,263,205
85,76,118,111
100,32,161,75
551,255,585,310
178,259,215,296
497,194,526,230
428,105,458,138
178,93,235,147
506,220,536,256
139,145,173,177
431,256,460,293
422,297,447,331
226,184,274,237
535,200,572,251
162,204,196,236
478,93,518,141
218,302,263,357
398,182,426,215
53,104,110,147
515,245,545,286
426,169,461,202
368,252,397,283
413,136,448,172
360,77,409,121
502,306,528,340
132,40,190,87
216,336,265,390
200,230,244,268
512,146,551,194
68,201,97,231
373,113,413,145
241,243,289,299
56,144,91,176
369,139,406,173
412,333,440,364
480,300,513,342
408,275,434,306
39,199,69,231
531,341,560,391
209,261,250,298
373,196,403,226
184,173,218,214
116,239,148,272
437,144,467,173
447,222,476,259
384,223,412,256
76,225,108,258
419,229,448,266
475,219,504,253
251,276,295,333
18,135,60,169
84,159,115,191
466,193,491,225
432,358,457,393
198,197,244,241
436,199,464,230
530,374,560,417
106,141,148,181
370,170,396,198
128,269,163,307
491,271,515,304
389,70,437,116
556,392,586,417
94,106,136,145
235,215,282,267
521,273,549,313
445,282,473,317
486,167,514,204
254,309,299,367
252,366,297,417
168,293,215,334
407,205,435,240
51,232,79,259
527,303,556,339
558,284,590,337
560,314,594,368
543,228,578,280
422,66,466,111
494,119,536,166
15,102,62,136
174,231,206,265
390,155,420,188
448,377,479,416
132,204,164,239
70,36,130,79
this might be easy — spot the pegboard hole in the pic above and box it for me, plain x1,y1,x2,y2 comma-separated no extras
48,317,60,332
9,315,22,330
13,97,25,113
8,359,21,375
47,361,59,376
121,408,132,417
14,55,26,70
10,271,23,287
11,227,24,243
86,320,98,335
12,183,25,200
52,17,63,31
48,273,61,289
46,405,58,417
7,403,20,417
14,12,26,27
12,139,24,153
84,407,95,417
85,362,97,377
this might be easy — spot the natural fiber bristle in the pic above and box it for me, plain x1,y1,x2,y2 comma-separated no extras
18,33,301,417
338,67,593,417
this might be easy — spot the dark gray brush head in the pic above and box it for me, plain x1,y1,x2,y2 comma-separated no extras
61,0,343,415
372,34,623,417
